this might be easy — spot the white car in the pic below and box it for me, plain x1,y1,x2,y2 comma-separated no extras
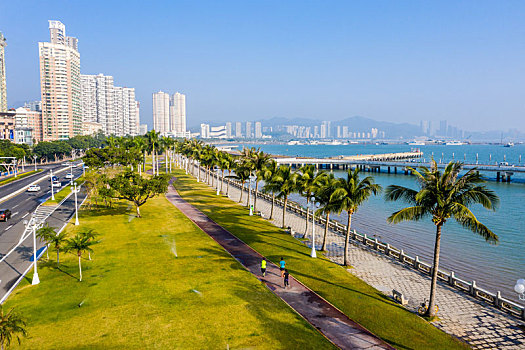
27,185,41,192
65,173,74,179
71,163,78,168
52,181,61,188
63,162,71,167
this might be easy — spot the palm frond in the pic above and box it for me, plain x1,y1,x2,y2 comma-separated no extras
387,206,427,224
385,185,417,203
452,203,499,244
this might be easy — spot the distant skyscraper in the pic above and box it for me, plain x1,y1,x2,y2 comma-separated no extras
0,32,7,112
342,126,348,138
246,121,252,138
235,122,242,137
439,120,448,136
170,92,186,134
139,124,148,135
39,20,81,140
320,124,327,138
23,100,42,112
226,122,232,138
152,91,170,133
255,122,262,138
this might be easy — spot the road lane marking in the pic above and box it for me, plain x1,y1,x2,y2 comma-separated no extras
4,225,12,231
22,213,28,218
12,204,19,209
12,212,18,217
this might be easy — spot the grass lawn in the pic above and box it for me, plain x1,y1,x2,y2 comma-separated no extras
172,169,470,350
0,169,42,187
4,195,334,349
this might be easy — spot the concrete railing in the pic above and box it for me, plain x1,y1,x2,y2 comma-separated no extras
190,164,525,321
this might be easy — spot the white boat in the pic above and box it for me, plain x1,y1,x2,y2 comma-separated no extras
444,141,465,146
408,141,425,146
503,142,514,148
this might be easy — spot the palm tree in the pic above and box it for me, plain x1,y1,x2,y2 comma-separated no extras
297,165,321,238
48,231,68,268
132,136,146,174
385,160,499,317
66,233,98,281
36,224,56,260
146,130,160,175
261,160,279,220
250,149,271,213
219,152,234,195
80,228,99,261
331,168,382,266
229,161,251,204
0,306,27,350
272,165,299,229
315,173,341,251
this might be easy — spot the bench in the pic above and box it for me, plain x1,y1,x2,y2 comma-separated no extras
392,289,409,305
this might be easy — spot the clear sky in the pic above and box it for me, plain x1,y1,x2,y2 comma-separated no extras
1,1,524,131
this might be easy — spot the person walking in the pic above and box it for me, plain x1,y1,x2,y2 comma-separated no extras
283,269,290,288
279,257,286,277
261,258,267,277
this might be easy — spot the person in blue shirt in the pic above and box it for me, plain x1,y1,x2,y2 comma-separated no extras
279,257,286,277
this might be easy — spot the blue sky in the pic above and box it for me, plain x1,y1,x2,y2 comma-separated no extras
1,1,524,131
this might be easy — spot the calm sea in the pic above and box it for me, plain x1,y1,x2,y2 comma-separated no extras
235,143,525,300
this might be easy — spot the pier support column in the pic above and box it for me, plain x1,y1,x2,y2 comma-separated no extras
496,171,500,181
377,166,380,173
394,167,397,174
404,169,408,175
388,166,391,174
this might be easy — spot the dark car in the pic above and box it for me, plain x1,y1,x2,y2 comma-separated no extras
0,209,12,222
48,175,59,182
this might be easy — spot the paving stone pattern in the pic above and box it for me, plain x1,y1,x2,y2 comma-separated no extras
210,174,525,350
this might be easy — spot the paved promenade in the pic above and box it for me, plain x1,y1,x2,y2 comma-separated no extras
221,179,525,350
166,180,394,350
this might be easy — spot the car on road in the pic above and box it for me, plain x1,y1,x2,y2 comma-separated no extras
65,173,74,179
27,184,41,192
52,181,61,188
49,175,59,182
0,209,12,222
62,162,71,166
71,163,78,168
499,162,509,166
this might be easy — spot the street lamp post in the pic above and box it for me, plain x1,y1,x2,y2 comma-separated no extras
311,200,317,258
216,168,220,195
50,169,55,200
197,161,200,182
33,155,37,171
24,219,40,285
71,182,79,226
70,163,74,185
248,175,256,215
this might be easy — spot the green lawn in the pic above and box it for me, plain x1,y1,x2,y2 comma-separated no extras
0,169,42,187
5,196,334,349
172,169,470,350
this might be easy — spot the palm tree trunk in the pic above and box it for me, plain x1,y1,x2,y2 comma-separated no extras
226,172,230,195
254,181,259,212
303,198,310,238
344,212,352,266
322,212,330,251
282,196,288,229
221,171,225,192
270,193,275,219
152,146,155,174
78,255,83,281
239,182,244,203
425,223,443,317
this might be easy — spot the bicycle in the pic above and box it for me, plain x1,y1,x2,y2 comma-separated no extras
417,299,439,316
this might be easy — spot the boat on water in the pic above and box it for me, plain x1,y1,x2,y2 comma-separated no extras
407,141,425,146
444,141,465,146
503,142,514,147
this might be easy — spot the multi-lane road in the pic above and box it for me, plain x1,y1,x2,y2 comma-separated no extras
0,162,86,302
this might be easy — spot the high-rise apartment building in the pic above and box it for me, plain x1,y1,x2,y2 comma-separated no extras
81,74,138,136
14,107,42,143
0,32,7,112
170,92,186,134
225,122,232,138
39,21,82,140
235,122,242,138
152,91,170,133
255,122,262,138
246,121,252,138
23,100,42,112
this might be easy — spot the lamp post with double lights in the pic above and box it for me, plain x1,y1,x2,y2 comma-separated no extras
33,155,37,171
216,168,220,195
310,200,318,258
71,182,80,226
248,175,256,216
50,169,55,200
196,161,200,182
23,219,41,285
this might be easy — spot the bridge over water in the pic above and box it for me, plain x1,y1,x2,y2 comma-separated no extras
273,152,524,182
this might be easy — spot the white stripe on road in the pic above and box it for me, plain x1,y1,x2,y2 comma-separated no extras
12,212,18,217
4,225,12,231
12,204,19,209
22,213,28,218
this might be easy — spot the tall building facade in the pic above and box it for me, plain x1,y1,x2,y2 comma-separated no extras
235,122,242,138
153,91,187,136
246,121,252,138
81,73,138,136
14,107,42,143
255,122,262,138
39,20,82,140
225,122,232,138
152,91,170,133
0,32,7,113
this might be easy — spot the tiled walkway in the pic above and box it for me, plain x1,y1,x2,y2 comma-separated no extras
166,180,394,350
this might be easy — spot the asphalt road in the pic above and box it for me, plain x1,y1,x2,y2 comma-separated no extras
0,161,86,302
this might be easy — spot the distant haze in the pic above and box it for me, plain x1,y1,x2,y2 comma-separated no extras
1,1,524,132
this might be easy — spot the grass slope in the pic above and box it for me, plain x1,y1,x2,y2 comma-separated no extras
172,170,470,350
5,195,333,349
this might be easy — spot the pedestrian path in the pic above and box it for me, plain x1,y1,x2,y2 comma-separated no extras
165,180,394,350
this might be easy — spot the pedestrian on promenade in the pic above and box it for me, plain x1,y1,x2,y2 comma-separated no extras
279,257,286,277
261,258,267,277
283,269,290,288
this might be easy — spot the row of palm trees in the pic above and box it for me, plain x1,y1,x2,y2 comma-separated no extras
174,140,499,318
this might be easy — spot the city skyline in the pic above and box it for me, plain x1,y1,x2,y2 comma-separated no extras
1,1,525,133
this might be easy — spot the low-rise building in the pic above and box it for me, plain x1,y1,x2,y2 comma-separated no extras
15,107,42,142
0,110,15,140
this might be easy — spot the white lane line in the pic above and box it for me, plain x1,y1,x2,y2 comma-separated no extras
4,225,12,231
12,204,19,209
22,213,28,218
12,212,18,217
